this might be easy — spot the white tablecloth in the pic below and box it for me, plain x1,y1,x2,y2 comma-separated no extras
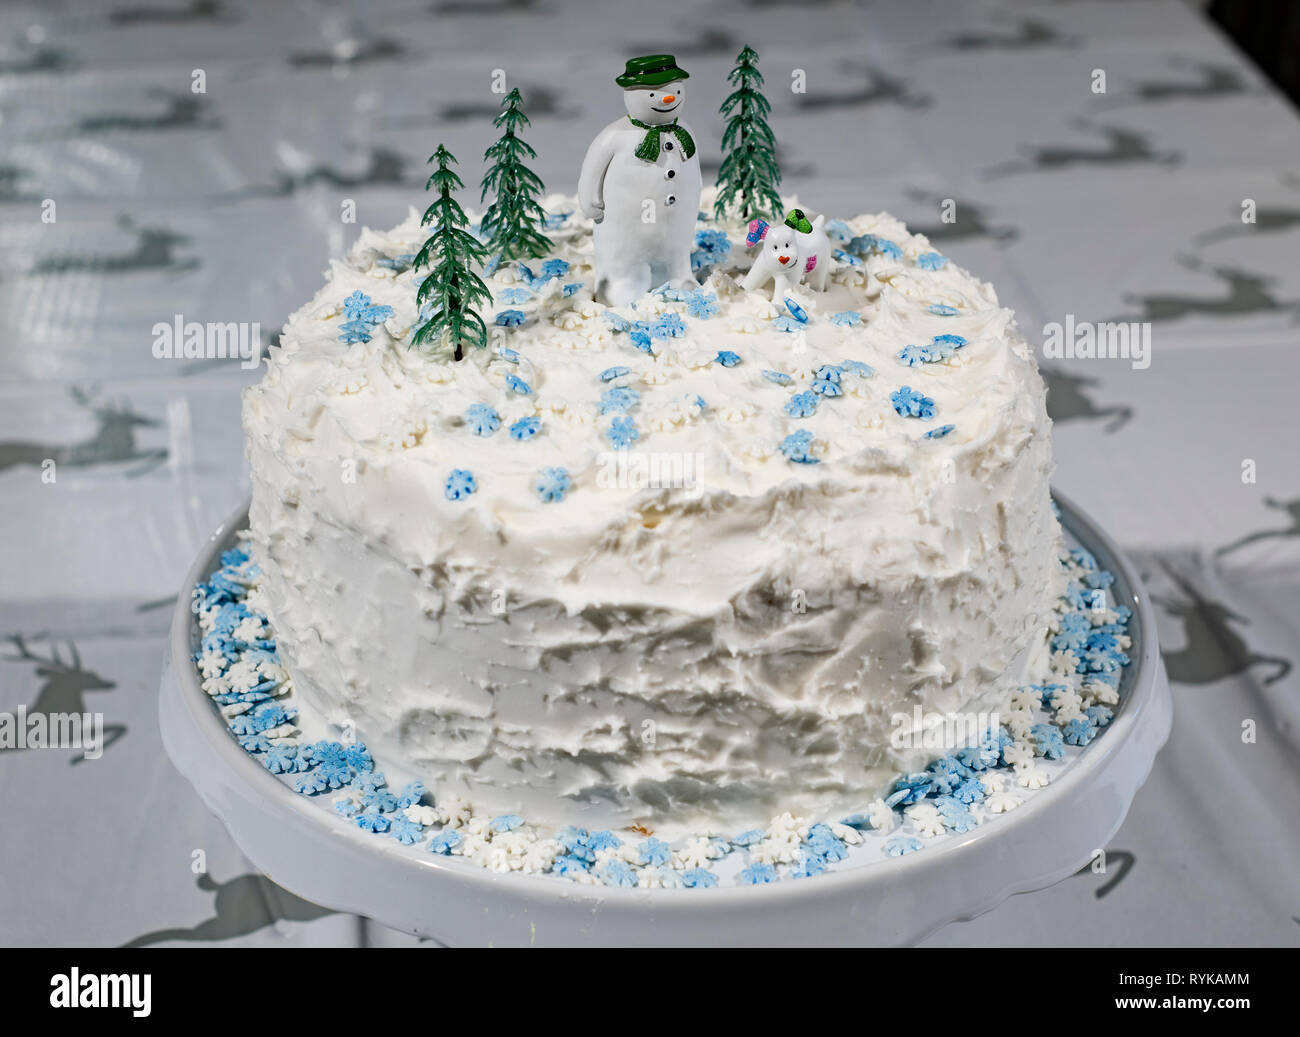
1,0,1296,946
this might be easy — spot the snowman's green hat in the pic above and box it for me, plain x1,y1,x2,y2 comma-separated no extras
616,54,689,88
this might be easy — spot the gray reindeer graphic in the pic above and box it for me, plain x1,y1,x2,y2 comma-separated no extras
229,147,412,200
0,386,168,477
1073,849,1136,900
1198,172,1300,245
288,37,405,69
431,85,579,124
1114,59,1259,107
77,88,220,134
108,0,231,26
904,189,1019,245
2,635,124,763
1040,365,1133,433
984,121,1180,179
795,62,932,112
938,16,1076,53
1217,496,1300,558
34,214,199,276
122,872,337,947
1154,561,1291,687
1108,255,1300,324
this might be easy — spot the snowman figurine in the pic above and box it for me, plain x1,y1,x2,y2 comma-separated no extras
578,55,703,307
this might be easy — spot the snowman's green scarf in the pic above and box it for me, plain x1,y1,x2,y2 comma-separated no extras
628,116,696,162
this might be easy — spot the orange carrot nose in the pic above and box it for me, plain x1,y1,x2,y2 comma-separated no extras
661,94,676,104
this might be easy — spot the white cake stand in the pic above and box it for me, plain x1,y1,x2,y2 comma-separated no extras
160,490,1171,947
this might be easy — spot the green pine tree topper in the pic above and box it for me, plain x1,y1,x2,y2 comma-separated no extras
412,144,492,362
479,88,553,261
713,46,783,222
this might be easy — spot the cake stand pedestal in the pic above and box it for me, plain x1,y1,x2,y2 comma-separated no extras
160,491,1171,947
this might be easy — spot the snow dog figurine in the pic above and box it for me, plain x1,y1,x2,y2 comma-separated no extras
742,208,831,302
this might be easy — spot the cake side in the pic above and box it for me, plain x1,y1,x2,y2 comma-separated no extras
243,197,1065,833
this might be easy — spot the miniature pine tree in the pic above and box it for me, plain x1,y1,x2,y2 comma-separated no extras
479,88,553,261
412,144,492,361
713,46,784,223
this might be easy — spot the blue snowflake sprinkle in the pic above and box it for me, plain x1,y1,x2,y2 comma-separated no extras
928,303,959,316
885,835,923,857
562,282,582,297
738,862,778,886
731,829,765,847
825,219,854,242
497,346,521,364
762,369,794,386
686,291,719,319
679,868,718,889
534,466,572,503
606,416,639,449
715,350,741,367
830,311,863,327
389,817,424,844
495,309,527,327
541,258,570,280
917,251,947,271
505,373,532,395
785,391,819,418
790,852,829,879
637,838,672,867
465,403,500,437
841,360,874,378
1031,723,1066,760
811,377,842,397
355,809,390,833
586,830,622,854
779,428,819,464
925,424,955,439
891,385,936,420
600,366,631,382
604,311,631,332
898,344,930,367
552,855,591,878
654,313,686,338
784,298,809,323
1062,716,1097,746
629,329,654,354
489,814,524,833
509,416,541,441
771,316,804,333
933,333,967,349
597,860,638,888
497,287,532,304
886,772,932,808
935,797,977,833
599,386,640,414
429,830,462,855
444,469,477,501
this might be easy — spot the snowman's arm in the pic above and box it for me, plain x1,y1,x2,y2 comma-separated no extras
578,130,617,222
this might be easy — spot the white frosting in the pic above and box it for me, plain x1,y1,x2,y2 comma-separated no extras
243,193,1065,836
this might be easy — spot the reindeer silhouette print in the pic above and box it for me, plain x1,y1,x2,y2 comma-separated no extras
795,62,932,111
77,88,219,134
1154,561,1291,687
938,17,1076,52
431,85,579,124
231,148,412,199
904,189,1018,245
984,121,1180,179
433,0,539,14
2,636,124,763
108,0,231,27
1133,60,1257,103
0,45,75,76
122,872,337,947
288,37,404,69
629,27,739,57
1217,496,1300,558
1073,849,1136,899
1108,256,1300,324
34,215,199,276
1197,172,1300,245
0,386,168,477
1040,365,1133,433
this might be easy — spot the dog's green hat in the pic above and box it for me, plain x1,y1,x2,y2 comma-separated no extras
616,54,690,88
